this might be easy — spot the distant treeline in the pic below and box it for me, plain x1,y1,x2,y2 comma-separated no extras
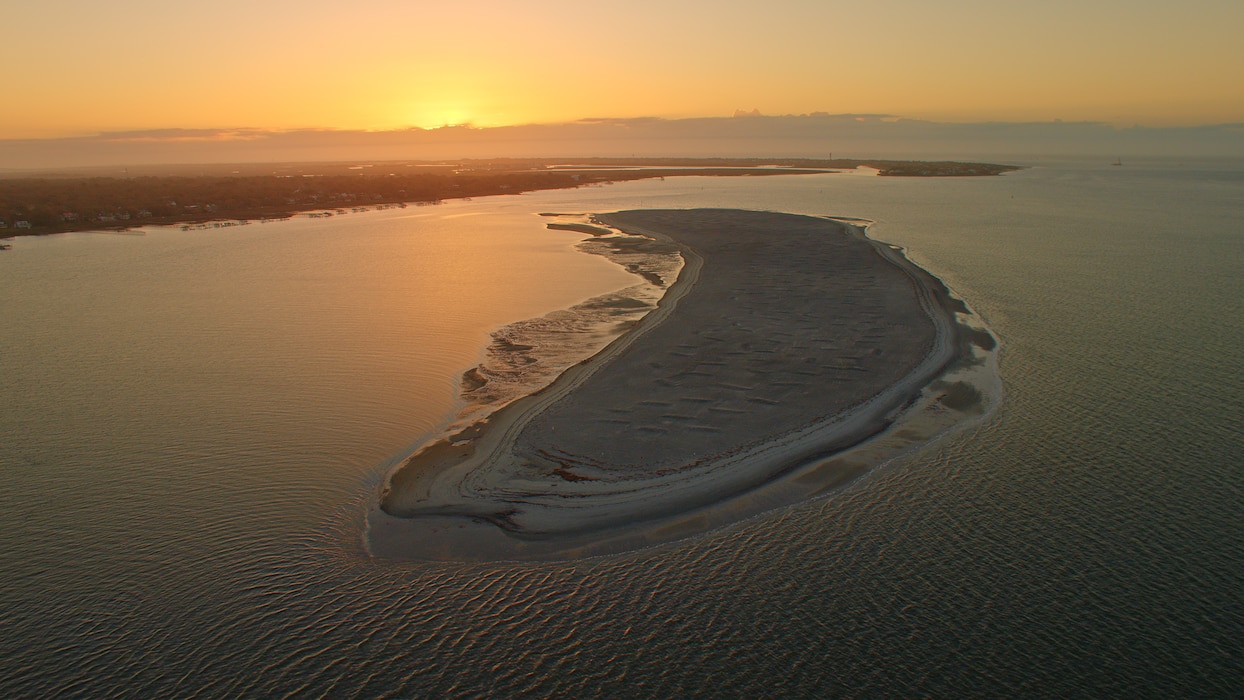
0,170,593,233
0,159,1017,235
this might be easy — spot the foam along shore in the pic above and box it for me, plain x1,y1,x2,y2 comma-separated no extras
367,209,999,561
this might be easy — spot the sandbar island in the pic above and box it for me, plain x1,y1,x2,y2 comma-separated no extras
368,209,997,560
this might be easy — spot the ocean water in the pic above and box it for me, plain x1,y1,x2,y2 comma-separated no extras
1,160,1241,697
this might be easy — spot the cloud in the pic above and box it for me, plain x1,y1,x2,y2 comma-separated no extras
95,128,275,143
2,115,1242,171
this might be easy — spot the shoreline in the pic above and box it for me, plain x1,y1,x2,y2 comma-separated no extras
367,209,999,561
0,160,1019,241
443,217,685,437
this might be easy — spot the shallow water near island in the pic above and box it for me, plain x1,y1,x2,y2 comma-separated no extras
2,159,1243,696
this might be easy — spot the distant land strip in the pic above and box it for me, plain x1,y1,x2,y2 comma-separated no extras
0,158,1018,237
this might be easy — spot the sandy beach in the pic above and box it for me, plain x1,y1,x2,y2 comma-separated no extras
368,209,996,560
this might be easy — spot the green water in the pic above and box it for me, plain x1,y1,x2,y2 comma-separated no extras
1,160,1241,696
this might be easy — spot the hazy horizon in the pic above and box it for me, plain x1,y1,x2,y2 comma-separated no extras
3,113,1242,172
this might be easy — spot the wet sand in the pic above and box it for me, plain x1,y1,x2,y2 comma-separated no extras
368,209,995,561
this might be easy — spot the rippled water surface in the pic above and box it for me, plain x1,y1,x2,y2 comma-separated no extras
2,160,1242,696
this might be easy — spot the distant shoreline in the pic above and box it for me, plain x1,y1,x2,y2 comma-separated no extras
0,158,1019,239
368,209,1000,561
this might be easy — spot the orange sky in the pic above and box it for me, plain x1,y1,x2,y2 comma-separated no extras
4,0,1242,138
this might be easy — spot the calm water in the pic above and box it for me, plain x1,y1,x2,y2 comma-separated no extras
1,161,1241,697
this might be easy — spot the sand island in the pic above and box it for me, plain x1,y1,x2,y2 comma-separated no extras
368,209,998,560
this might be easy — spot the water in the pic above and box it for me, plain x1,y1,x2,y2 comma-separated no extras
2,161,1242,696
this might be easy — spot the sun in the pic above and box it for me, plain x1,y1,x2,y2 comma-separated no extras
403,96,495,130
395,83,538,130
416,110,476,129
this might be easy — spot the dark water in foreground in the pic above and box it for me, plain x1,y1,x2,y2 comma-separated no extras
1,160,1242,696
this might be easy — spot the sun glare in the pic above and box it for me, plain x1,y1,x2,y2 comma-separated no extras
415,112,475,129
404,97,497,130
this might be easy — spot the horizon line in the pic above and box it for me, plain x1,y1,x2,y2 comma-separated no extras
6,114,1244,143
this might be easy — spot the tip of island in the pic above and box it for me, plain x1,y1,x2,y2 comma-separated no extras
367,208,1000,561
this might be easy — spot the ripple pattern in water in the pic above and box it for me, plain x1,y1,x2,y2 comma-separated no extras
2,162,1242,696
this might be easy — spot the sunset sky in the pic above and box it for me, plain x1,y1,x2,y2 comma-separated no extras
5,0,1243,138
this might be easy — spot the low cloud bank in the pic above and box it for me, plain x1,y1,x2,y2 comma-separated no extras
3,115,1241,170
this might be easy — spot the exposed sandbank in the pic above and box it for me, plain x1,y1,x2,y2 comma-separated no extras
368,209,998,561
